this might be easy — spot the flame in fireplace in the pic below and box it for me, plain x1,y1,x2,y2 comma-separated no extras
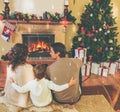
28,41,50,53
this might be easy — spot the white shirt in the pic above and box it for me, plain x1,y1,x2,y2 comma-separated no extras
11,78,69,107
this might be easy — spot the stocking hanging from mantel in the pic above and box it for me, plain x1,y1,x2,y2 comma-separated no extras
1,20,15,42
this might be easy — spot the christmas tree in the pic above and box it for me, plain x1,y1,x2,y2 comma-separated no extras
70,0,120,63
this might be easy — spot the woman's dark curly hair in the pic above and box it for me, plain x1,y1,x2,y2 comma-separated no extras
8,43,28,71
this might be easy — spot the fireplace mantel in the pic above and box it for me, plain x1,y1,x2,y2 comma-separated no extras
11,19,71,47
5,20,72,25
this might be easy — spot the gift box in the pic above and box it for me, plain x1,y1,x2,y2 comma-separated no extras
91,62,100,75
81,63,91,76
101,62,117,75
98,66,109,77
74,47,87,64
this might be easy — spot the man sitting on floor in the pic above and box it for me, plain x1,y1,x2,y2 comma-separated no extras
46,42,83,104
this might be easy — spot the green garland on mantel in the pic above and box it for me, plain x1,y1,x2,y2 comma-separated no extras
1,10,76,23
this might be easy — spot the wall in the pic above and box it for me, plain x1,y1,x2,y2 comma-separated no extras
0,0,120,58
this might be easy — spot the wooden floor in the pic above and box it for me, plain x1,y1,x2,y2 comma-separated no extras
82,69,120,111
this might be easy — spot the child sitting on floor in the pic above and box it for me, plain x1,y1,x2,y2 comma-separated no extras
9,64,77,107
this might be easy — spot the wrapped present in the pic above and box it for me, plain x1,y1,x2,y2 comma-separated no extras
81,63,91,76
101,62,117,75
74,47,87,64
115,61,120,70
91,62,100,75
118,62,120,69
98,66,109,77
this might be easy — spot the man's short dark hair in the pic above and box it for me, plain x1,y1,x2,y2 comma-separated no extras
51,42,66,57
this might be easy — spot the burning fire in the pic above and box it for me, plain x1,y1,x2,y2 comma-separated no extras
28,41,49,53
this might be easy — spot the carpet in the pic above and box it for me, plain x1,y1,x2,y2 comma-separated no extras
0,91,116,112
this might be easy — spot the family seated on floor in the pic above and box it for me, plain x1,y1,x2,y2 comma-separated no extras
0,42,82,112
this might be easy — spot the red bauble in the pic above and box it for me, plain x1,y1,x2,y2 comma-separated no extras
96,0,99,2
81,27,85,35
98,47,102,53
0,15,4,20
86,31,94,37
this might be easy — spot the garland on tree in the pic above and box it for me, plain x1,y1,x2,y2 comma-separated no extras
70,0,120,63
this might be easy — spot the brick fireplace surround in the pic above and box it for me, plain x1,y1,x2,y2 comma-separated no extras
10,20,70,45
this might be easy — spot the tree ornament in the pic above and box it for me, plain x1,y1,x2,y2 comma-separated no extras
110,47,113,51
86,31,94,37
98,47,102,53
103,22,107,29
99,28,102,32
95,30,98,33
86,46,90,50
98,39,101,41
109,39,113,43
92,26,96,32
93,38,97,42
78,37,82,41
98,14,102,20
107,30,110,33
96,0,99,2
105,47,108,51
81,27,85,35
104,32,107,35
90,13,93,17
100,9,105,14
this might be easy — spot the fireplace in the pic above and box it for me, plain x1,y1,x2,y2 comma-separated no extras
22,34,55,58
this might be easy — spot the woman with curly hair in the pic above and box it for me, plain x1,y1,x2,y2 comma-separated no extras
1,43,34,112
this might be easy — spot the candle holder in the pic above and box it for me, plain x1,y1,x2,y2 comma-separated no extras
64,0,69,17
64,5,68,17
4,2,10,19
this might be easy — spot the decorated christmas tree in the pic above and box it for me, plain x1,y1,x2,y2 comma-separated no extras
70,0,120,63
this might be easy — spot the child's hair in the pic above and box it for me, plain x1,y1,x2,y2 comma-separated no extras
33,64,48,80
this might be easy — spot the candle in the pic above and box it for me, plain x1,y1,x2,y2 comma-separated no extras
64,0,69,6
4,0,9,3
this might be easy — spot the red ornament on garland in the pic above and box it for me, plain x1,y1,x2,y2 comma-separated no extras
61,16,68,27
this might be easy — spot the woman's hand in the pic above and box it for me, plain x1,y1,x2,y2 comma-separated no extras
9,77,14,83
68,77,77,87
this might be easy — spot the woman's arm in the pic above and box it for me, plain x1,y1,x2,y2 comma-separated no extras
10,77,32,93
